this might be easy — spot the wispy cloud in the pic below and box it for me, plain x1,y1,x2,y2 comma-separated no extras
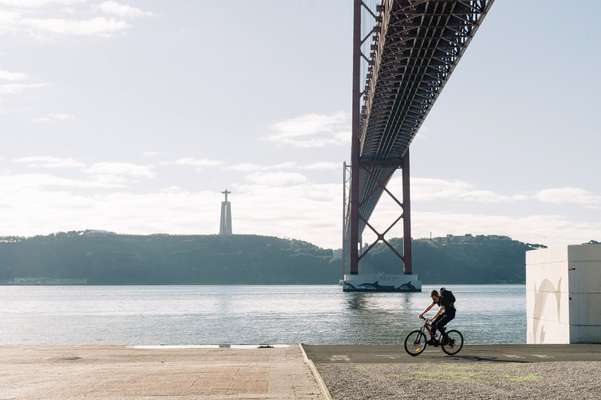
13,155,84,168
301,162,340,171
267,112,350,148
20,16,130,35
0,1,87,8
0,69,27,81
33,112,75,123
85,162,155,184
245,171,308,186
0,68,46,99
98,1,152,18
535,187,600,207
227,162,297,172
227,161,339,172
0,1,152,37
0,164,598,248
0,82,47,95
175,157,223,169
409,177,526,203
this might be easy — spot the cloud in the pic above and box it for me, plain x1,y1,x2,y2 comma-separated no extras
20,16,130,35
535,187,600,207
302,162,340,171
267,112,350,148
0,172,121,191
0,0,86,8
227,162,297,172
143,151,160,158
0,82,47,95
0,165,598,249
407,177,524,203
175,157,223,169
0,69,46,107
98,1,152,18
85,162,155,181
0,69,27,81
0,2,152,37
409,212,601,249
13,155,84,168
227,161,339,172
33,112,75,123
245,171,307,186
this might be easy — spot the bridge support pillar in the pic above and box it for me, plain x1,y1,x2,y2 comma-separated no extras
342,0,418,291
342,150,419,292
349,0,362,276
402,151,412,274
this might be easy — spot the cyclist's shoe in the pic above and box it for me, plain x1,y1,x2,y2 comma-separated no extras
427,338,439,346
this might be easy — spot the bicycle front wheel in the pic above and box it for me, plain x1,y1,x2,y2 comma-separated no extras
441,330,464,355
404,330,427,357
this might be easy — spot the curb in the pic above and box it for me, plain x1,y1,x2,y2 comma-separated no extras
299,343,334,400
129,344,290,350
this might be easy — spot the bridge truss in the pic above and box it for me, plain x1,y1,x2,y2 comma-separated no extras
343,0,495,277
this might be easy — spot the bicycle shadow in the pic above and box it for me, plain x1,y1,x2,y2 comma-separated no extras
445,354,529,364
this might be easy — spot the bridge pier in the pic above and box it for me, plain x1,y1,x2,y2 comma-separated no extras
402,151,412,275
342,151,419,292
342,0,419,292
341,0,493,292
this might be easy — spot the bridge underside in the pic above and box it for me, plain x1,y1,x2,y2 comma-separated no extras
344,0,494,282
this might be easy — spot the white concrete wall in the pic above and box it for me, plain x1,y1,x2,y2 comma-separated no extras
526,244,601,344
568,244,601,343
526,247,570,344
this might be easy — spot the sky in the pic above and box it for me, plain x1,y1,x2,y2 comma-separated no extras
1,0,600,249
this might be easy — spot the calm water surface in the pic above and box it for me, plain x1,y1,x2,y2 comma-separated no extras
0,285,525,345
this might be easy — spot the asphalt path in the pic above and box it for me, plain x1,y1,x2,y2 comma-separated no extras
302,344,601,364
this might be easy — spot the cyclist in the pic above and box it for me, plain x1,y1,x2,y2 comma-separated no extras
418,288,456,345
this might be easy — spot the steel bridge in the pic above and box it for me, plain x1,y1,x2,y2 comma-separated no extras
343,0,494,283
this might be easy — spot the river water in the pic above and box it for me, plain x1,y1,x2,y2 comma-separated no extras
0,285,525,345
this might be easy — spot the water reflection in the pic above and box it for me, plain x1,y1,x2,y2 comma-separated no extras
345,293,370,310
0,285,526,345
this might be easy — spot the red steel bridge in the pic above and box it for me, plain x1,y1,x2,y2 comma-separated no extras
343,0,495,283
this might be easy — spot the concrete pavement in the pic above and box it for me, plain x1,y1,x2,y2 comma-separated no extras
3,344,601,400
0,345,323,400
304,344,601,400
302,343,601,363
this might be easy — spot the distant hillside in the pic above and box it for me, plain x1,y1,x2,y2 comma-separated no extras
360,235,545,284
0,231,544,285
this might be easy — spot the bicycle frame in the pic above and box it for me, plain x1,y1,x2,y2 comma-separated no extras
419,318,437,340
420,317,447,341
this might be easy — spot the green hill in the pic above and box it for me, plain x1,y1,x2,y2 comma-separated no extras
360,235,544,284
0,231,544,285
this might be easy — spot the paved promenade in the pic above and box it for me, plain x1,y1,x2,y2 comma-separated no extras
303,343,601,363
3,344,601,400
0,345,323,400
304,344,601,400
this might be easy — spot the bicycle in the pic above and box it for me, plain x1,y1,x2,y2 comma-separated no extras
404,316,464,356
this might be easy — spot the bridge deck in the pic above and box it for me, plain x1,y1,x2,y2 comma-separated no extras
356,0,494,230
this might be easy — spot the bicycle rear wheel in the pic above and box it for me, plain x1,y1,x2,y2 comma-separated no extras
404,330,427,356
441,330,464,355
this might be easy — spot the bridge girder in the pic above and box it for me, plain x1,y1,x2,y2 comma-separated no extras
345,0,494,276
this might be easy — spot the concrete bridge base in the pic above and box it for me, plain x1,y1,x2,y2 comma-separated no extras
342,273,421,292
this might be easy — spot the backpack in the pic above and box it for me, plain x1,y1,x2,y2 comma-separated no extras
440,288,456,307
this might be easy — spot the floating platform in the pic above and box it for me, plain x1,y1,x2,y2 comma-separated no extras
342,273,421,292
